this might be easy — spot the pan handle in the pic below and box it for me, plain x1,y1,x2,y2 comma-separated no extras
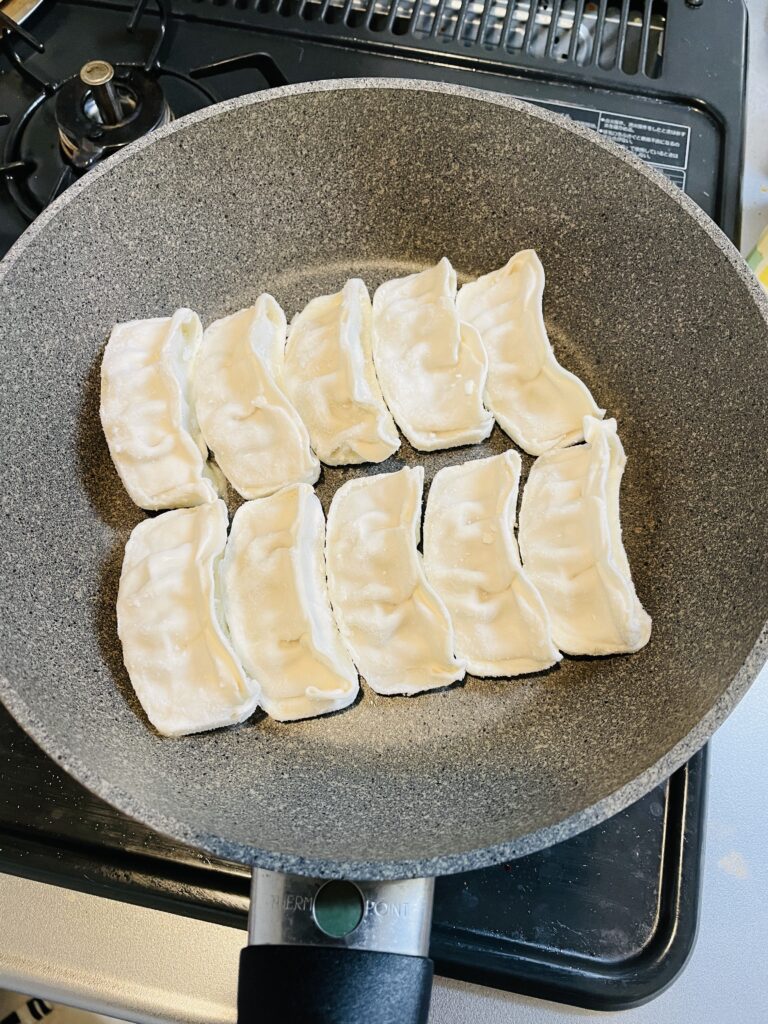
238,944,433,1024
238,869,435,1024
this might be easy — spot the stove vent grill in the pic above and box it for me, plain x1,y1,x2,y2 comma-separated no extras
232,0,666,78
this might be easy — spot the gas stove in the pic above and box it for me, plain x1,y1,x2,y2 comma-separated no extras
0,0,746,1013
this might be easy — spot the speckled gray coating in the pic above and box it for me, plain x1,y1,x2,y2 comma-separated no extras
0,80,766,881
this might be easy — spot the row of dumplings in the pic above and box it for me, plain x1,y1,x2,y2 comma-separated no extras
118,418,651,736
100,251,604,510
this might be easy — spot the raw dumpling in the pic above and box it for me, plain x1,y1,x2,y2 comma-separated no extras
101,308,224,510
423,453,562,677
220,484,359,721
284,279,400,465
372,259,493,451
194,295,320,499
519,416,652,655
326,466,466,695
457,250,604,456
117,500,258,736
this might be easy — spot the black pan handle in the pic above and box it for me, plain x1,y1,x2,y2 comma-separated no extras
240,870,435,1024
238,944,433,1024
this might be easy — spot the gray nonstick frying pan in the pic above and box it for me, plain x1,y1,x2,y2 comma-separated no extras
1,80,767,1024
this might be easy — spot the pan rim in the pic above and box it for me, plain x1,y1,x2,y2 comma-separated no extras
1,77,767,880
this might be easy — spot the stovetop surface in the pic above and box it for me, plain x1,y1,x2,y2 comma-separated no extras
0,0,747,254
0,0,746,1011
0,704,707,1012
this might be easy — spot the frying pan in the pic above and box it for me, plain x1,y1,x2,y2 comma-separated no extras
1,79,767,1024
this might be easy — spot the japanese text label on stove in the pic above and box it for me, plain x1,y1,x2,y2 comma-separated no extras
525,99,690,191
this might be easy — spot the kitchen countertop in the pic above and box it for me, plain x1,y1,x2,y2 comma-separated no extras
1,2,767,1021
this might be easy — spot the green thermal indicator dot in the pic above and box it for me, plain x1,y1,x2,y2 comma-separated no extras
312,880,365,938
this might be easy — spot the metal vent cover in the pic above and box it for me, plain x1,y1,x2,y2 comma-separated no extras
217,0,667,77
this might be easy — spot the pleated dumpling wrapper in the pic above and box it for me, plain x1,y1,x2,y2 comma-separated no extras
284,278,400,465
117,500,259,736
220,484,359,721
194,295,320,499
326,466,466,695
456,250,604,456
519,416,652,656
424,453,562,677
372,258,493,451
101,308,224,510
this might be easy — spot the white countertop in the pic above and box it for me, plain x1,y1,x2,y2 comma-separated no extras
1,3,767,1022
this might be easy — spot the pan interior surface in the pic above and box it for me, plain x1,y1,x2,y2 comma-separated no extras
0,82,766,879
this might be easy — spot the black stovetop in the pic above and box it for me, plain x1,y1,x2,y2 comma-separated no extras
0,0,746,1010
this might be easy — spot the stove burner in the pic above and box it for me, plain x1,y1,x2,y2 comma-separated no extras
0,0,215,221
57,61,172,170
